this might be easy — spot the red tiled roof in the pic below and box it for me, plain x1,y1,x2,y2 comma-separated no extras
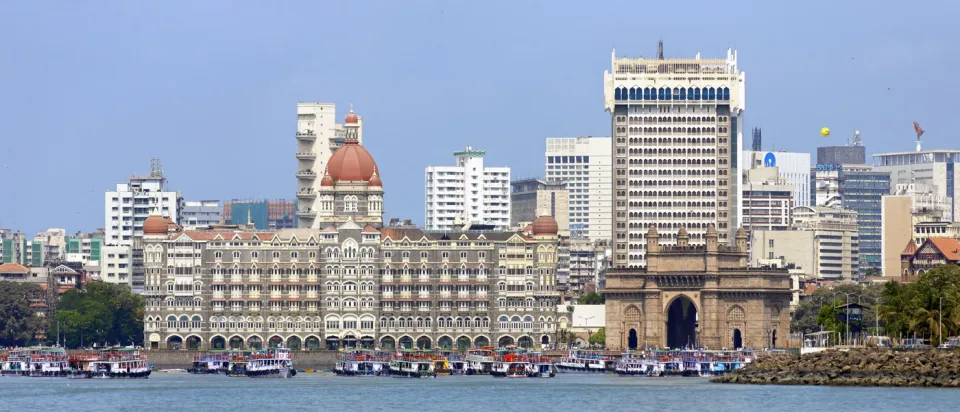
363,225,380,233
901,239,919,256
928,238,960,261
0,263,29,274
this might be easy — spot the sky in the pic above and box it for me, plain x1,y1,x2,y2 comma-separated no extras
1,0,957,236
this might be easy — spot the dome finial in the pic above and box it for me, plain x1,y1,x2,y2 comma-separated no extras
344,104,359,125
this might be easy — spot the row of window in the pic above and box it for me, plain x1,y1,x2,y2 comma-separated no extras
614,86,731,102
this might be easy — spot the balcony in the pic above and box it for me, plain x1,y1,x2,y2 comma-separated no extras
297,189,317,199
296,152,317,160
296,169,317,180
297,209,317,219
296,131,316,141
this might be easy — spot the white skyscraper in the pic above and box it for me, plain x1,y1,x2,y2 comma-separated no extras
296,102,364,229
104,160,182,247
425,147,511,230
604,43,746,267
743,150,812,207
544,136,612,242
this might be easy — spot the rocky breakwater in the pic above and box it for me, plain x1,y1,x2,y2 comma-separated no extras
713,349,960,387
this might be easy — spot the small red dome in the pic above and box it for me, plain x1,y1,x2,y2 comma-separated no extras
532,215,558,236
143,215,168,236
345,110,358,124
368,173,382,187
328,142,378,182
321,171,335,187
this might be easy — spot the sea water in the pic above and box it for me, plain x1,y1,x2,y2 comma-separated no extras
0,373,956,411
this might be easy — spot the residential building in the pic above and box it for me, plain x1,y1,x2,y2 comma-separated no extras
424,147,511,231
566,238,609,295
751,206,860,281
604,224,791,351
23,228,68,266
545,136,612,241
510,178,569,236
742,167,794,233
873,149,960,222
296,102,364,229
182,200,222,228
743,150,811,207
223,199,297,230
104,160,183,246
65,231,103,265
604,43,746,268
0,229,27,264
101,245,133,286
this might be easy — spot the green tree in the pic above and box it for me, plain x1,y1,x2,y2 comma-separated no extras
0,281,45,346
578,292,605,305
557,329,574,344
879,265,960,345
50,282,144,348
791,283,882,334
588,327,606,346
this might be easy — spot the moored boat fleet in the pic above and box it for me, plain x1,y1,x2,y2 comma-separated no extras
1,347,150,378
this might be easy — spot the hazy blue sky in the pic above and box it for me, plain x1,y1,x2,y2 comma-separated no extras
1,0,956,235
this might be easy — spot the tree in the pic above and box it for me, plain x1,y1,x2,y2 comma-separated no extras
578,292,605,305
50,282,144,348
879,265,960,345
589,327,606,346
0,281,45,346
791,283,882,334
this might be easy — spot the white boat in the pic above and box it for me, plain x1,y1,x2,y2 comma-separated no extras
88,348,151,379
334,350,388,377
556,350,615,373
27,348,70,377
245,347,296,378
388,355,436,378
464,347,495,375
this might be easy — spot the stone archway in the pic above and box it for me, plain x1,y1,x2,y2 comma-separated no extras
732,328,743,349
211,336,226,350
456,336,471,350
416,336,432,349
628,329,638,350
287,336,302,350
186,335,202,350
229,335,244,349
167,335,183,350
438,336,453,349
518,336,534,348
666,295,698,349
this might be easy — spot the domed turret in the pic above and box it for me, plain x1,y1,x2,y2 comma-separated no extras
143,215,168,236
531,215,559,236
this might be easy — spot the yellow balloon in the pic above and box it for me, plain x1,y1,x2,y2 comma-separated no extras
820,127,830,137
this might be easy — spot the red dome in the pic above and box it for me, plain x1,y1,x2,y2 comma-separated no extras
328,142,378,182
320,171,335,187
368,173,382,187
143,215,168,236
532,215,558,235
345,111,358,124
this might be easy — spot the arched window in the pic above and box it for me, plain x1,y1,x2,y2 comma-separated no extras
344,195,358,212
629,87,636,100
614,88,622,100
166,315,176,328
694,88,701,100
657,87,665,100
498,316,508,329
722,87,730,100
664,87,671,100
643,88,651,100
680,88,686,100
708,87,716,100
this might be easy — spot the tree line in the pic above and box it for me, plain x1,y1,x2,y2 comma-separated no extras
0,281,144,348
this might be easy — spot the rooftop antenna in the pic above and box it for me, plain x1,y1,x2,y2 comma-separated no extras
657,40,664,60
851,130,862,147
913,122,925,152
150,158,163,178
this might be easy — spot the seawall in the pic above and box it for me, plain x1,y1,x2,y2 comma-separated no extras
713,349,960,387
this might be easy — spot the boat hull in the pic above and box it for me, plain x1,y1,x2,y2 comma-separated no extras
245,367,296,378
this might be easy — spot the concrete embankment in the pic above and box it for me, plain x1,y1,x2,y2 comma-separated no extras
713,349,960,388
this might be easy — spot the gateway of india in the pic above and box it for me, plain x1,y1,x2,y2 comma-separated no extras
603,224,792,351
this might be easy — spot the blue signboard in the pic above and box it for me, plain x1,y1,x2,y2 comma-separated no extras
816,164,843,172
763,152,776,167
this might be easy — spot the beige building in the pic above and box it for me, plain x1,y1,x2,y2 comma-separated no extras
604,224,791,351
751,206,860,281
510,178,570,236
881,183,960,277
742,167,794,232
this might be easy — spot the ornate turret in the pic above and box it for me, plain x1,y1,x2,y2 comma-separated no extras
735,226,748,252
705,223,718,253
677,226,689,247
646,224,660,254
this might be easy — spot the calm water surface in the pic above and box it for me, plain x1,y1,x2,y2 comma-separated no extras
1,373,958,411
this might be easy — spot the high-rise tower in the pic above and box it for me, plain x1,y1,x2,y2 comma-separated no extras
604,44,746,267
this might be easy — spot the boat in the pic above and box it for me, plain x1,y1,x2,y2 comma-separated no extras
226,352,249,377
528,351,556,378
245,347,296,378
388,351,437,378
334,350,389,377
446,352,468,375
615,353,661,376
188,351,231,374
27,347,70,377
88,348,151,379
491,350,536,378
464,347,495,375
2,347,41,376
556,349,615,373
